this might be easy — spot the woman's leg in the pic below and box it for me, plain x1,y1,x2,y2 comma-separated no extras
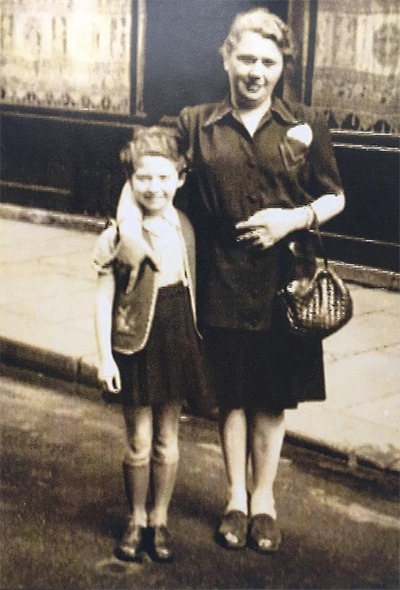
218,407,248,515
148,402,182,527
248,408,285,518
216,407,249,549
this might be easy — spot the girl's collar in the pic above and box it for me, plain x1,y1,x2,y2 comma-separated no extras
142,206,180,232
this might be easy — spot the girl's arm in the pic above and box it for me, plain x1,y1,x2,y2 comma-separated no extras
95,272,121,394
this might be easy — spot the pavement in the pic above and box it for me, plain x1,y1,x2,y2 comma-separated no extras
2,364,399,590
1,204,399,475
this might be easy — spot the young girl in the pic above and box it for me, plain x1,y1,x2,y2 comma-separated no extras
93,126,208,563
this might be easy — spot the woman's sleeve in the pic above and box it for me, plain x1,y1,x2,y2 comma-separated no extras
92,222,119,275
176,107,194,167
115,182,153,270
116,180,142,226
160,107,196,215
159,108,192,165
305,113,344,198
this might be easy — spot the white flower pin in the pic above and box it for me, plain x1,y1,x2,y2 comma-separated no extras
287,123,313,147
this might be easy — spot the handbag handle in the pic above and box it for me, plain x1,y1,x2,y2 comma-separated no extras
307,205,329,269
289,176,329,269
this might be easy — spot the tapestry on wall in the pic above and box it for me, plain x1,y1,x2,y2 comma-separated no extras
311,0,399,133
0,0,132,114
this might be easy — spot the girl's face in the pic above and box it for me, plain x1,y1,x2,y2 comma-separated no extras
131,155,184,215
224,31,284,109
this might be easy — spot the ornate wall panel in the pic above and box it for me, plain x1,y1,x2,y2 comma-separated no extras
311,0,399,133
0,0,132,113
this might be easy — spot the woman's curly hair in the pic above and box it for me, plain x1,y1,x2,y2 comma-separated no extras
220,7,296,64
120,125,187,178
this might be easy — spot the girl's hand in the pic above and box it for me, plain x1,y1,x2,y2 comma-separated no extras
236,207,300,249
98,357,121,394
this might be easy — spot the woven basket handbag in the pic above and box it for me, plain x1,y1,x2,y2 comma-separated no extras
278,218,353,339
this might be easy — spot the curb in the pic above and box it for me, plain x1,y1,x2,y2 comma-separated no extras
1,338,98,388
284,431,400,477
2,336,399,479
0,203,106,234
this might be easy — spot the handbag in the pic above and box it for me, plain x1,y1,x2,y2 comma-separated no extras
277,215,353,338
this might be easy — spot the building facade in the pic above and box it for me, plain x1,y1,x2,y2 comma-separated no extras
1,0,399,283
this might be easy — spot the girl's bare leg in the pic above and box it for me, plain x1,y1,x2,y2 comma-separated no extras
118,406,153,561
148,403,182,527
122,405,153,526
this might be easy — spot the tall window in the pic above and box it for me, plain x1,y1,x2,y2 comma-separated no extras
309,0,399,134
0,0,146,115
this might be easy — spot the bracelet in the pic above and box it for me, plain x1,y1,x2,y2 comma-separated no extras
304,204,316,230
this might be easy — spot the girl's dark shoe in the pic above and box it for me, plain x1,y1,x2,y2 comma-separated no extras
248,514,282,553
116,521,146,561
148,526,175,562
217,510,248,549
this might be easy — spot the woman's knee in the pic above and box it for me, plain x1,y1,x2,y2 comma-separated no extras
248,408,286,450
249,408,285,430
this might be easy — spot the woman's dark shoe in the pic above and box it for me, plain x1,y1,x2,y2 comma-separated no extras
217,510,248,549
148,526,175,563
115,521,146,562
248,514,282,553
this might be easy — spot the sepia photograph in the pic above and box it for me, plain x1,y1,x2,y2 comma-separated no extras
0,1,399,588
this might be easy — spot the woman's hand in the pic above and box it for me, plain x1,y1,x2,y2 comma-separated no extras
235,195,345,249
236,207,302,249
98,356,121,394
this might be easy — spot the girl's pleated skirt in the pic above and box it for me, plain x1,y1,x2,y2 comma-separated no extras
115,282,212,415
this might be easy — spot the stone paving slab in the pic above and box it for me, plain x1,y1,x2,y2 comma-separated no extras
324,351,399,408
323,313,400,361
285,403,400,472
350,284,400,315
346,393,399,429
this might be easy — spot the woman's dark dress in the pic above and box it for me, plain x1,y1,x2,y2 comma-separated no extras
175,97,343,410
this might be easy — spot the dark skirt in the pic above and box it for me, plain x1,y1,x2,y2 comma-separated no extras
203,323,325,412
115,283,212,415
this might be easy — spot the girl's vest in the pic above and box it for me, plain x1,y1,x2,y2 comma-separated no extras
112,211,197,354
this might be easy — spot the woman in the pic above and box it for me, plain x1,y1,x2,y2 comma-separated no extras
118,7,345,554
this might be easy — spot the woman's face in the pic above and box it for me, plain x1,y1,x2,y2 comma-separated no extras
224,31,284,108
